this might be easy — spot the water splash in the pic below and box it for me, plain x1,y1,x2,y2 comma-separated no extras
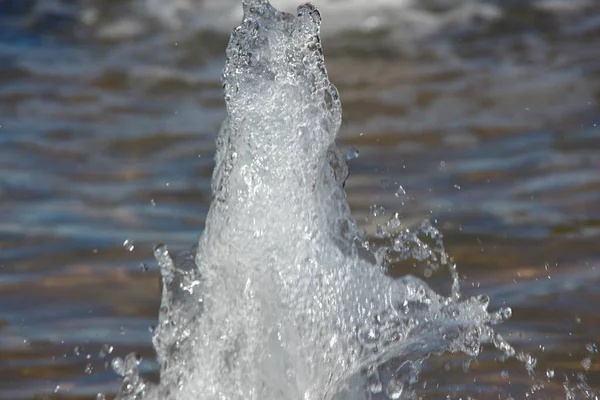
115,1,516,399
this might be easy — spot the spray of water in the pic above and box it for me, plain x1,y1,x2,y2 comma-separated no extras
114,1,516,399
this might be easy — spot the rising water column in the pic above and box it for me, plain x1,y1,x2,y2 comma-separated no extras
114,1,514,399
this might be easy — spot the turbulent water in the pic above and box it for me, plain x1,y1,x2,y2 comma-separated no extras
2,0,600,399
112,1,519,399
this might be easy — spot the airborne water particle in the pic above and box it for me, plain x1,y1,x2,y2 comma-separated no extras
112,357,125,376
345,146,359,161
85,363,94,374
123,240,135,252
582,357,592,371
98,344,114,358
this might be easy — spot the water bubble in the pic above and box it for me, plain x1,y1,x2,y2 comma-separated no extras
123,240,135,252
140,263,149,273
501,370,509,380
546,369,555,379
73,345,83,356
96,394,107,400
54,385,60,393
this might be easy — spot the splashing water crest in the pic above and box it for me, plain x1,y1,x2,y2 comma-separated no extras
115,1,519,399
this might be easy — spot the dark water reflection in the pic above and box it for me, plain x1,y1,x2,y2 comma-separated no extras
1,0,599,398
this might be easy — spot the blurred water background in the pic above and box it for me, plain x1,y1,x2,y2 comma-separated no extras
1,0,599,398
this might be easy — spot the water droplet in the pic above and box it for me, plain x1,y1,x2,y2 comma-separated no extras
501,370,509,380
477,295,490,307
345,146,359,161
516,352,537,377
140,263,148,272
370,204,385,217
394,185,407,197
74,345,83,356
85,363,94,374
387,378,404,399
546,369,554,379
367,369,383,393
54,385,60,393
123,240,135,252
586,343,598,354
154,243,175,281
495,307,512,322
96,394,107,400
387,213,402,230
150,199,156,206
112,357,125,376
98,344,114,358
582,357,592,371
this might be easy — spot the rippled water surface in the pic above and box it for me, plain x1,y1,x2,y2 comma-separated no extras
1,0,600,398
